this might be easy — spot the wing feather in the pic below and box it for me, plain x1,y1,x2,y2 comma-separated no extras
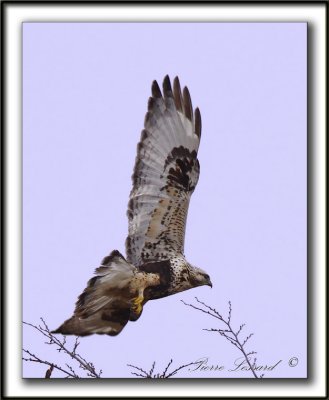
126,76,202,266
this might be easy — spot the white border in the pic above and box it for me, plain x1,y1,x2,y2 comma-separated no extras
4,3,326,398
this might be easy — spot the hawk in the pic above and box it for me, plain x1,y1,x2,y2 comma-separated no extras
53,76,212,336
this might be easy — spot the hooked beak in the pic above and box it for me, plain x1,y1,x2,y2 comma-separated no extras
207,280,213,288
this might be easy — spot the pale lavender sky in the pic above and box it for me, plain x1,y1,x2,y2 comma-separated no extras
23,22,307,378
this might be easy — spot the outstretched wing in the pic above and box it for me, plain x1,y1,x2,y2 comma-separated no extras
126,76,202,267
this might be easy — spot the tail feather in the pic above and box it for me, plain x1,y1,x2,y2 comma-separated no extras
52,306,131,337
52,250,137,336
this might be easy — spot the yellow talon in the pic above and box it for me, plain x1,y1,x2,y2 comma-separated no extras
132,295,144,315
130,291,144,321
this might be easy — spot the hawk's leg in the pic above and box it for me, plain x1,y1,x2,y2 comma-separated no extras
130,289,144,321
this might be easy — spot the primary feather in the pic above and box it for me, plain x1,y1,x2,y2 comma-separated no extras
53,76,212,336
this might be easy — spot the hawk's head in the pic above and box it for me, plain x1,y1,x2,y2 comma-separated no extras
188,266,212,288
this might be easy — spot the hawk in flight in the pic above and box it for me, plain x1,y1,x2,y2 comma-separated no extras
53,76,212,336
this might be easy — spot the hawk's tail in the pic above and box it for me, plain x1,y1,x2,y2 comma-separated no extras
52,250,137,336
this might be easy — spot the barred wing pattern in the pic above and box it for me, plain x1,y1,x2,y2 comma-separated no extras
126,76,202,267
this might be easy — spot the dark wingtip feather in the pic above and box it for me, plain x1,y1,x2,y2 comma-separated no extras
183,86,193,122
101,250,125,266
140,129,148,141
173,76,183,113
151,80,162,98
163,75,173,97
148,96,155,111
144,111,152,127
194,107,202,138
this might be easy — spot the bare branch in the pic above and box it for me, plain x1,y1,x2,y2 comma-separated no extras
65,363,79,377
202,327,232,334
195,297,224,320
23,349,78,378
182,299,262,379
236,324,245,337
180,299,222,321
165,361,197,378
228,301,232,324
127,364,150,378
148,361,156,377
23,318,102,378
161,359,173,377
242,333,254,347
128,360,196,379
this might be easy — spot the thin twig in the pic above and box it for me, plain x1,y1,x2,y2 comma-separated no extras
165,361,197,378
181,300,223,321
127,364,149,378
162,359,173,377
128,360,197,378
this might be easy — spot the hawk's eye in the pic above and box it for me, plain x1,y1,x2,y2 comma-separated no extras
203,274,210,280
